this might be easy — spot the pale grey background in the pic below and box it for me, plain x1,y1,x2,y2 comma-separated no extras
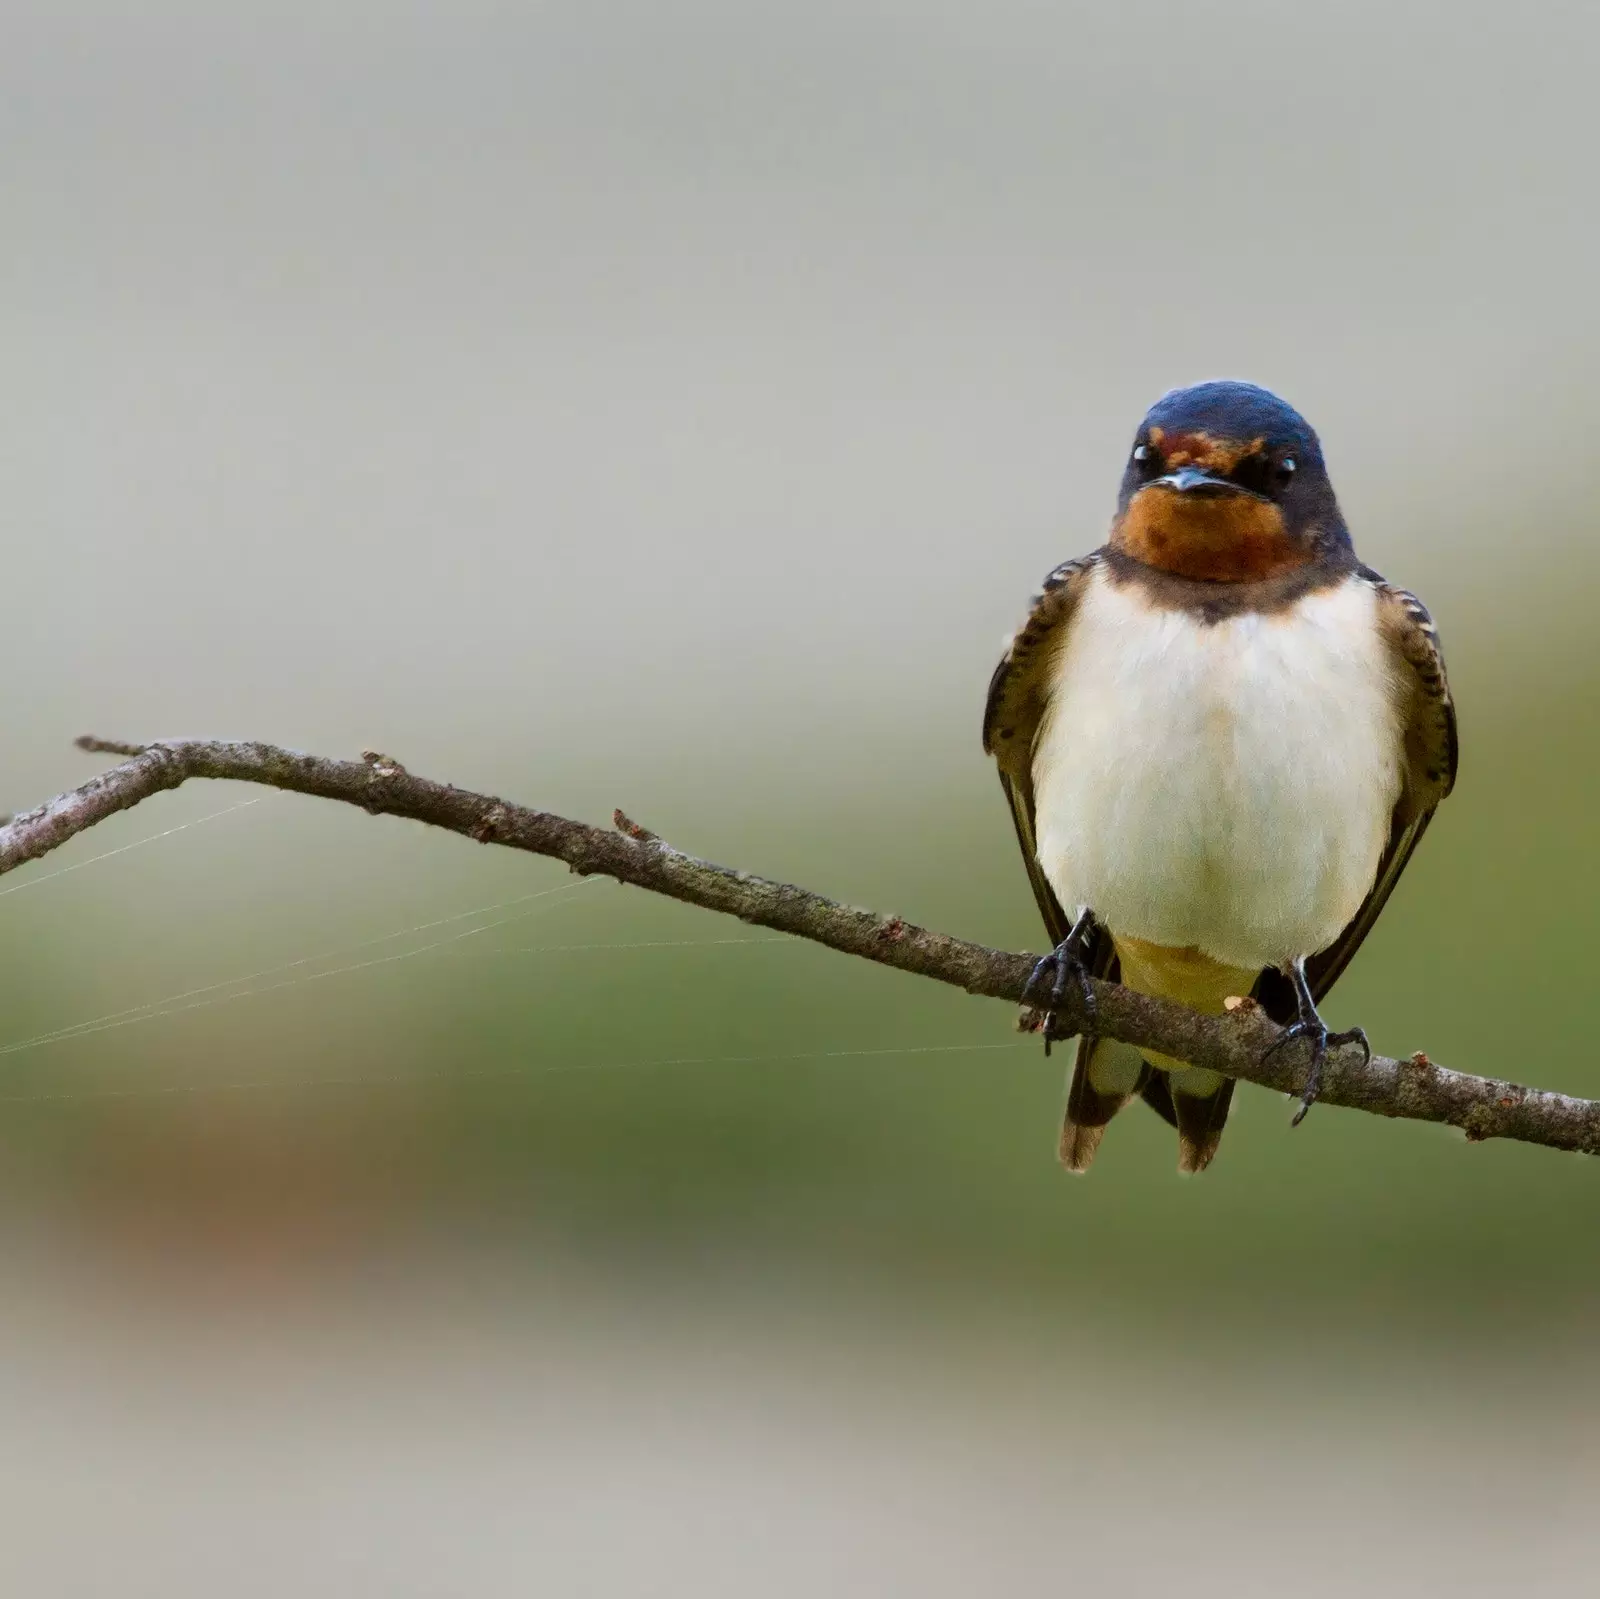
3,3,1597,1592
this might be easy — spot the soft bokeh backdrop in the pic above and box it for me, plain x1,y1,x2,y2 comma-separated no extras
4,2,1598,1592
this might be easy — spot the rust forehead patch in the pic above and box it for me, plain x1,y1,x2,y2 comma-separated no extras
1147,426,1265,474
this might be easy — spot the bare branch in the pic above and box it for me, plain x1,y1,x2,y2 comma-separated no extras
0,735,1586,1157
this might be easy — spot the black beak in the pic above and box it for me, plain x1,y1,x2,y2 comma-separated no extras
1153,465,1238,497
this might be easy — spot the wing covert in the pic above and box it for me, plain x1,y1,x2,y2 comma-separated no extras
983,553,1101,949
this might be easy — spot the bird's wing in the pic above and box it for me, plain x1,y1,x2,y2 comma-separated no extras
1261,573,1458,1018
982,553,1102,951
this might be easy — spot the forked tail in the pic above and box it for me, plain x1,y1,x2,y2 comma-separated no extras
1061,1037,1235,1173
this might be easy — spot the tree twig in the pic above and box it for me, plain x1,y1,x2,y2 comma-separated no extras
0,735,1588,1157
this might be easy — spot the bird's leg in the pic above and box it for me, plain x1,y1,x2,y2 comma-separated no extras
1021,908,1099,1056
1262,958,1371,1125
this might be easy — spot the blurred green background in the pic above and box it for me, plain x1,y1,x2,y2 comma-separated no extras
3,1,1599,1592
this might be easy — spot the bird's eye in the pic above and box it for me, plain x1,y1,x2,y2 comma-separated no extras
1276,456,1297,485
1131,442,1157,469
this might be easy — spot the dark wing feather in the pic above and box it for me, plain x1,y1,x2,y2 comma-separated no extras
1256,573,1458,1023
993,757,1072,950
982,554,1101,950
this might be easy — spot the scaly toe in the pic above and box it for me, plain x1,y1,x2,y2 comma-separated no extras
1261,1019,1332,1126
1328,1025,1371,1068
1047,953,1096,1025
1022,952,1059,1011
1068,961,1097,1031
1022,933,1097,1054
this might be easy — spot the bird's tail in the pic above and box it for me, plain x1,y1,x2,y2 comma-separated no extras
1060,1042,1236,1174
1058,1036,1150,1171
1170,1071,1236,1174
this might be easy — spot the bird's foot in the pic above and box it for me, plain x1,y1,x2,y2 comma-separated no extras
1263,1019,1371,1125
1022,912,1098,1056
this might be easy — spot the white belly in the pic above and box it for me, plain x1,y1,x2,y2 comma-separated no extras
1032,567,1403,969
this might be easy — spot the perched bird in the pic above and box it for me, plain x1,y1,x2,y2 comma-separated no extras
983,381,1456,1172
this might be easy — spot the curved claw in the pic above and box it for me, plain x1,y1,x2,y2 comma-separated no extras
1264,1019,1371,1126
1022,913,1098,1056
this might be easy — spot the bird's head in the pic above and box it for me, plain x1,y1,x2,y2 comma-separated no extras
1110,381,1350,583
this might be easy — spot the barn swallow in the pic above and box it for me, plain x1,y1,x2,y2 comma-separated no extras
983,381,1457,1172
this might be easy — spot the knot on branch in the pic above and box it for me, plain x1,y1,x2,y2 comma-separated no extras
471,803,512,844
361,750,409,780
613,809,660,846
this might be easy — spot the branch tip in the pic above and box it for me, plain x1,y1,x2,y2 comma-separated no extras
76,736,148,757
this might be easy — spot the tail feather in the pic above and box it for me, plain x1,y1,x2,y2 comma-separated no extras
1059,1044,1238,1173
1172,1078,1237,1174
1059,1038,1150,1172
